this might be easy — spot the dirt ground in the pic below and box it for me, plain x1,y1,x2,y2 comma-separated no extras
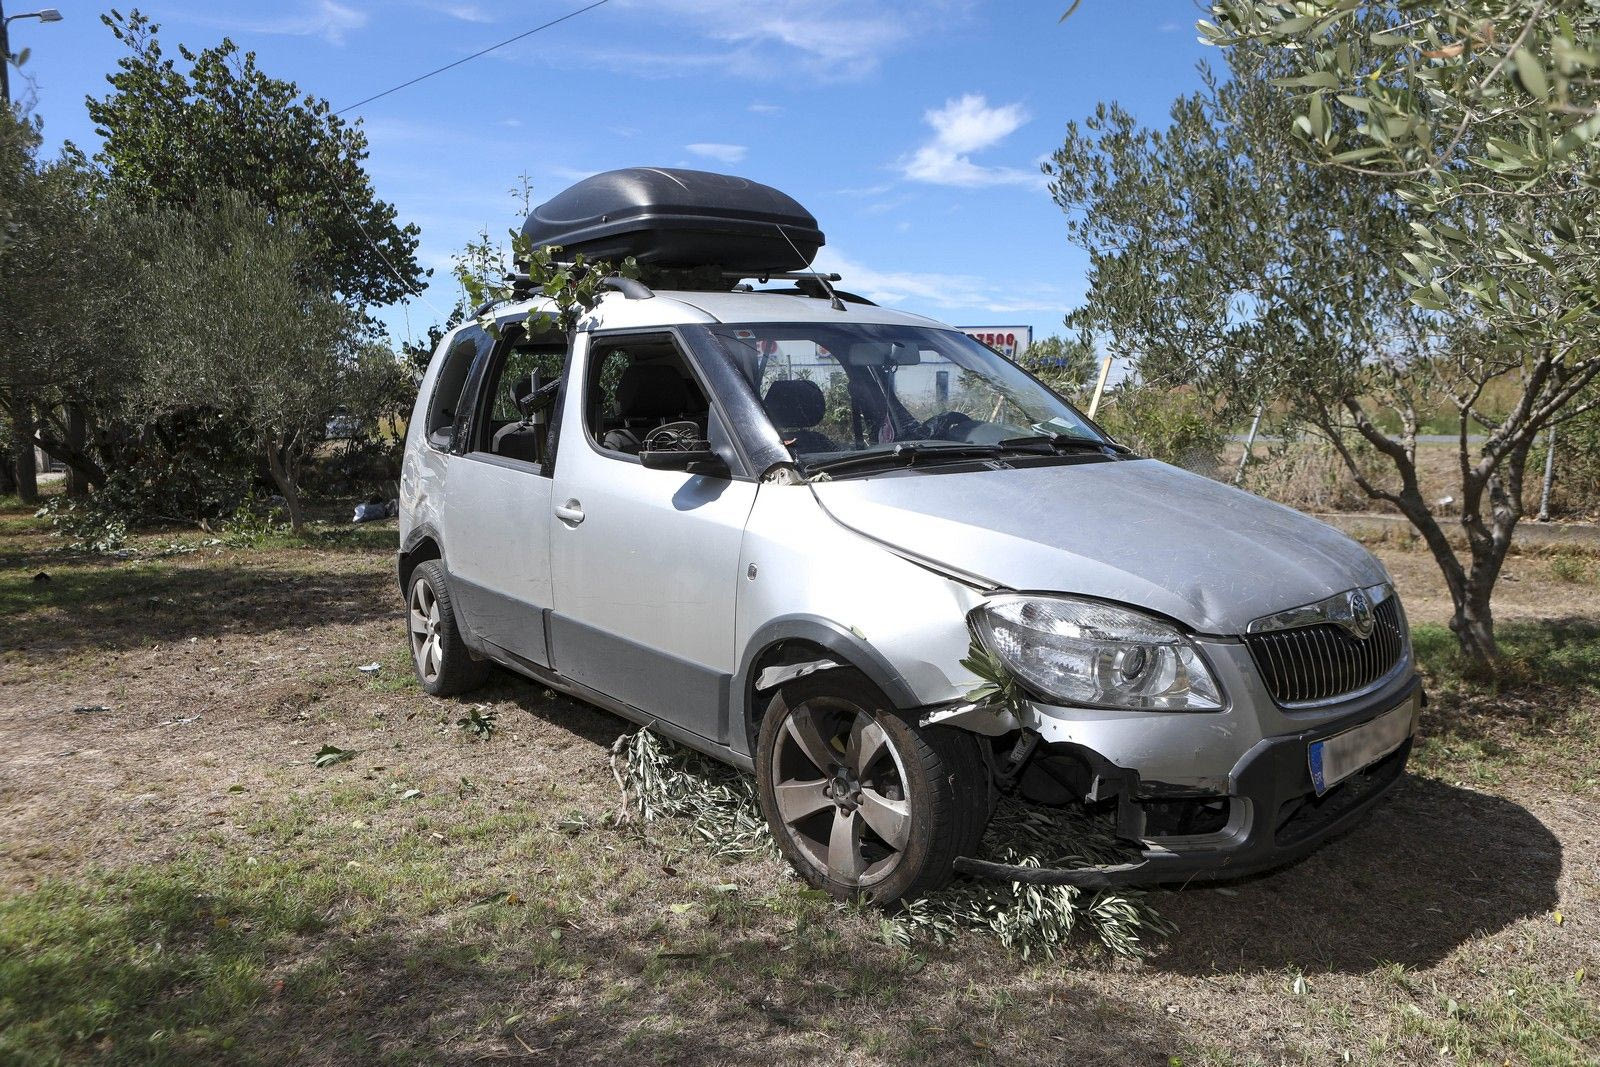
1,503,1596,1066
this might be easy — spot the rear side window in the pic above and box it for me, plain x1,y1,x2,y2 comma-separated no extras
426,328,490,450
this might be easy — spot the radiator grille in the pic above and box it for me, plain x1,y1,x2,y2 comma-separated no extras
1246,597,1406,706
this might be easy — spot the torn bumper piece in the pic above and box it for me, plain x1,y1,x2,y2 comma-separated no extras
953,679,1421,888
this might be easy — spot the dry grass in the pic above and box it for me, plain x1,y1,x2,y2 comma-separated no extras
1233,437,1600,523
1,496,1597,1065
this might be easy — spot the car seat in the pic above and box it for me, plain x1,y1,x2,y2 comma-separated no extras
763,379,837,455
491,373,544,464
602,363,703,454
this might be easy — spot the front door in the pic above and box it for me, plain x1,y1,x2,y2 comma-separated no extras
548,332,757,744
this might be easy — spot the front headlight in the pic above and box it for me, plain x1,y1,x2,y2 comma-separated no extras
971,595,1223,711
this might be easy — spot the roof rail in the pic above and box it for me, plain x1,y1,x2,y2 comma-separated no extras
502,271,656,301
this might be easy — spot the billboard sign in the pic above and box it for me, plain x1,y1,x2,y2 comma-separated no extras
961,326,1032,360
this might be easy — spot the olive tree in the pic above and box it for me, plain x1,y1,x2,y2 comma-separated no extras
1185,1,1600,663
88,9,424,308
1050,14,1600,663
0,114,135,501
131,194,357,532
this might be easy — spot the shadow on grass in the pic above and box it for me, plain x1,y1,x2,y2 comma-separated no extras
1151,774,1561,975
0,560,395,656
0,859,1191,1066
1413,617,1600,692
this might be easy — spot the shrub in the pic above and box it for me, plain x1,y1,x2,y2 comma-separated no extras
1096,385,1226,475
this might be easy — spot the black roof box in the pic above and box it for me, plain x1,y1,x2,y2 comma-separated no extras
520,167,823,273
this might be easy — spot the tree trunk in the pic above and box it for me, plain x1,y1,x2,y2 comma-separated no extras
0,434,15,496
264,437,305,533
32,410,108,494
1451,583,1499,665
11,405,38,505
63,404,90,498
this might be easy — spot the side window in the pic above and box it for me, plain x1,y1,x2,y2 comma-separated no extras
470,331,567,470
584,336,710,458
426,329,488,451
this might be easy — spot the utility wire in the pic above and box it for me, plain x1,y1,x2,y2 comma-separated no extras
334,0,611,116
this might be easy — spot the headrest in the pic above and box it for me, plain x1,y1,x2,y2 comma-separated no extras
616,363,690,419
764,379,825,429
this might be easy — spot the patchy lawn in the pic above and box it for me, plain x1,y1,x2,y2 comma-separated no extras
1,499,1595,1065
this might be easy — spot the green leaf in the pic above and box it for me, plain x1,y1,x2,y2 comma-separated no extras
1512,48,1549,99
313,744,355,768
1408,286,1450,312
1307,95,1330,140
1272,71,1343,90
1329,145,1385,163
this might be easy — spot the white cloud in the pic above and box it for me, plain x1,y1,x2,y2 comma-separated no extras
202,1,369,45
814,248,1071,316
901,94,1040,188
748,102,783,115
835,182,895,197
595,0,964,81
430,2,494,22
686,142,748,164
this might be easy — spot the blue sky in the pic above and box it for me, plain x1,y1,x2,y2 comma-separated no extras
11,1,1212,348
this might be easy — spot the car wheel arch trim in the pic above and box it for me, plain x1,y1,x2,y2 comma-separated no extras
734,615,922,754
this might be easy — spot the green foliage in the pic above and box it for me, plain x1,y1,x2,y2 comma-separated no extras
1020,334,1098,401
1205,2,1600,347
1096,386,1227,473
0,111,132,494
127,192,359,530
458,229,642,337
1048,20,1598,664
613,726,772,860
614,727,1172,959
312,745,356,768
455,707,499,740
1535,409,1600,518
34,496,129,554
960,634,1032,721
88,9,422,306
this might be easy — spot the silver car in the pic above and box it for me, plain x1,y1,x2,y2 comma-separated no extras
398,281,1420,903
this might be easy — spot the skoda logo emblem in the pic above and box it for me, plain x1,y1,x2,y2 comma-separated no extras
1344,589,1375,639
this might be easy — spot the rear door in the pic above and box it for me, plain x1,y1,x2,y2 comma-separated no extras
442,324,566,668
547,331,757,744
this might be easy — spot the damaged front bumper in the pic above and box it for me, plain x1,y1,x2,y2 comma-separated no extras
949,642,1423,888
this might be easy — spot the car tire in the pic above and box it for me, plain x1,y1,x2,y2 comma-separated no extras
755,668,990,904
406,560,490,697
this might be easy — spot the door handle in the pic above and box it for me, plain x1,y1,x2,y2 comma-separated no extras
554,500,585,526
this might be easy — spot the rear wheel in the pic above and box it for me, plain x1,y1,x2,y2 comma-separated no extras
406,560,490,696
755,669,989,903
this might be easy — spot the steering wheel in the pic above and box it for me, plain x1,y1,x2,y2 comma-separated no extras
917,411,980,442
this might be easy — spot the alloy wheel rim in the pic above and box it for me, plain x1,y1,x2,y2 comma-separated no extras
408,579,443,684
772,698,912,888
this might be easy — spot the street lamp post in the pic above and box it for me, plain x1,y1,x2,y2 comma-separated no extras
1,4,64,105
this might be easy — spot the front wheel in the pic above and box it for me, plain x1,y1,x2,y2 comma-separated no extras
755,669,989,903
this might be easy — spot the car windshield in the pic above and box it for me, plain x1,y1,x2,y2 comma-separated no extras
709,323,1107,468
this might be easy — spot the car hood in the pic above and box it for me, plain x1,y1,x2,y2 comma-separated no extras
808,458,1387,635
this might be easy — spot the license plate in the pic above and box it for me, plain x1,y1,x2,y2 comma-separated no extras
1308,697,1416,796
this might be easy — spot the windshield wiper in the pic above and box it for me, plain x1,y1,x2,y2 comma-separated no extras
804,442,1004,476
999,432,1129,455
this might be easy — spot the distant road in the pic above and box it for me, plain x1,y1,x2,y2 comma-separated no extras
1231,433,1487,444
